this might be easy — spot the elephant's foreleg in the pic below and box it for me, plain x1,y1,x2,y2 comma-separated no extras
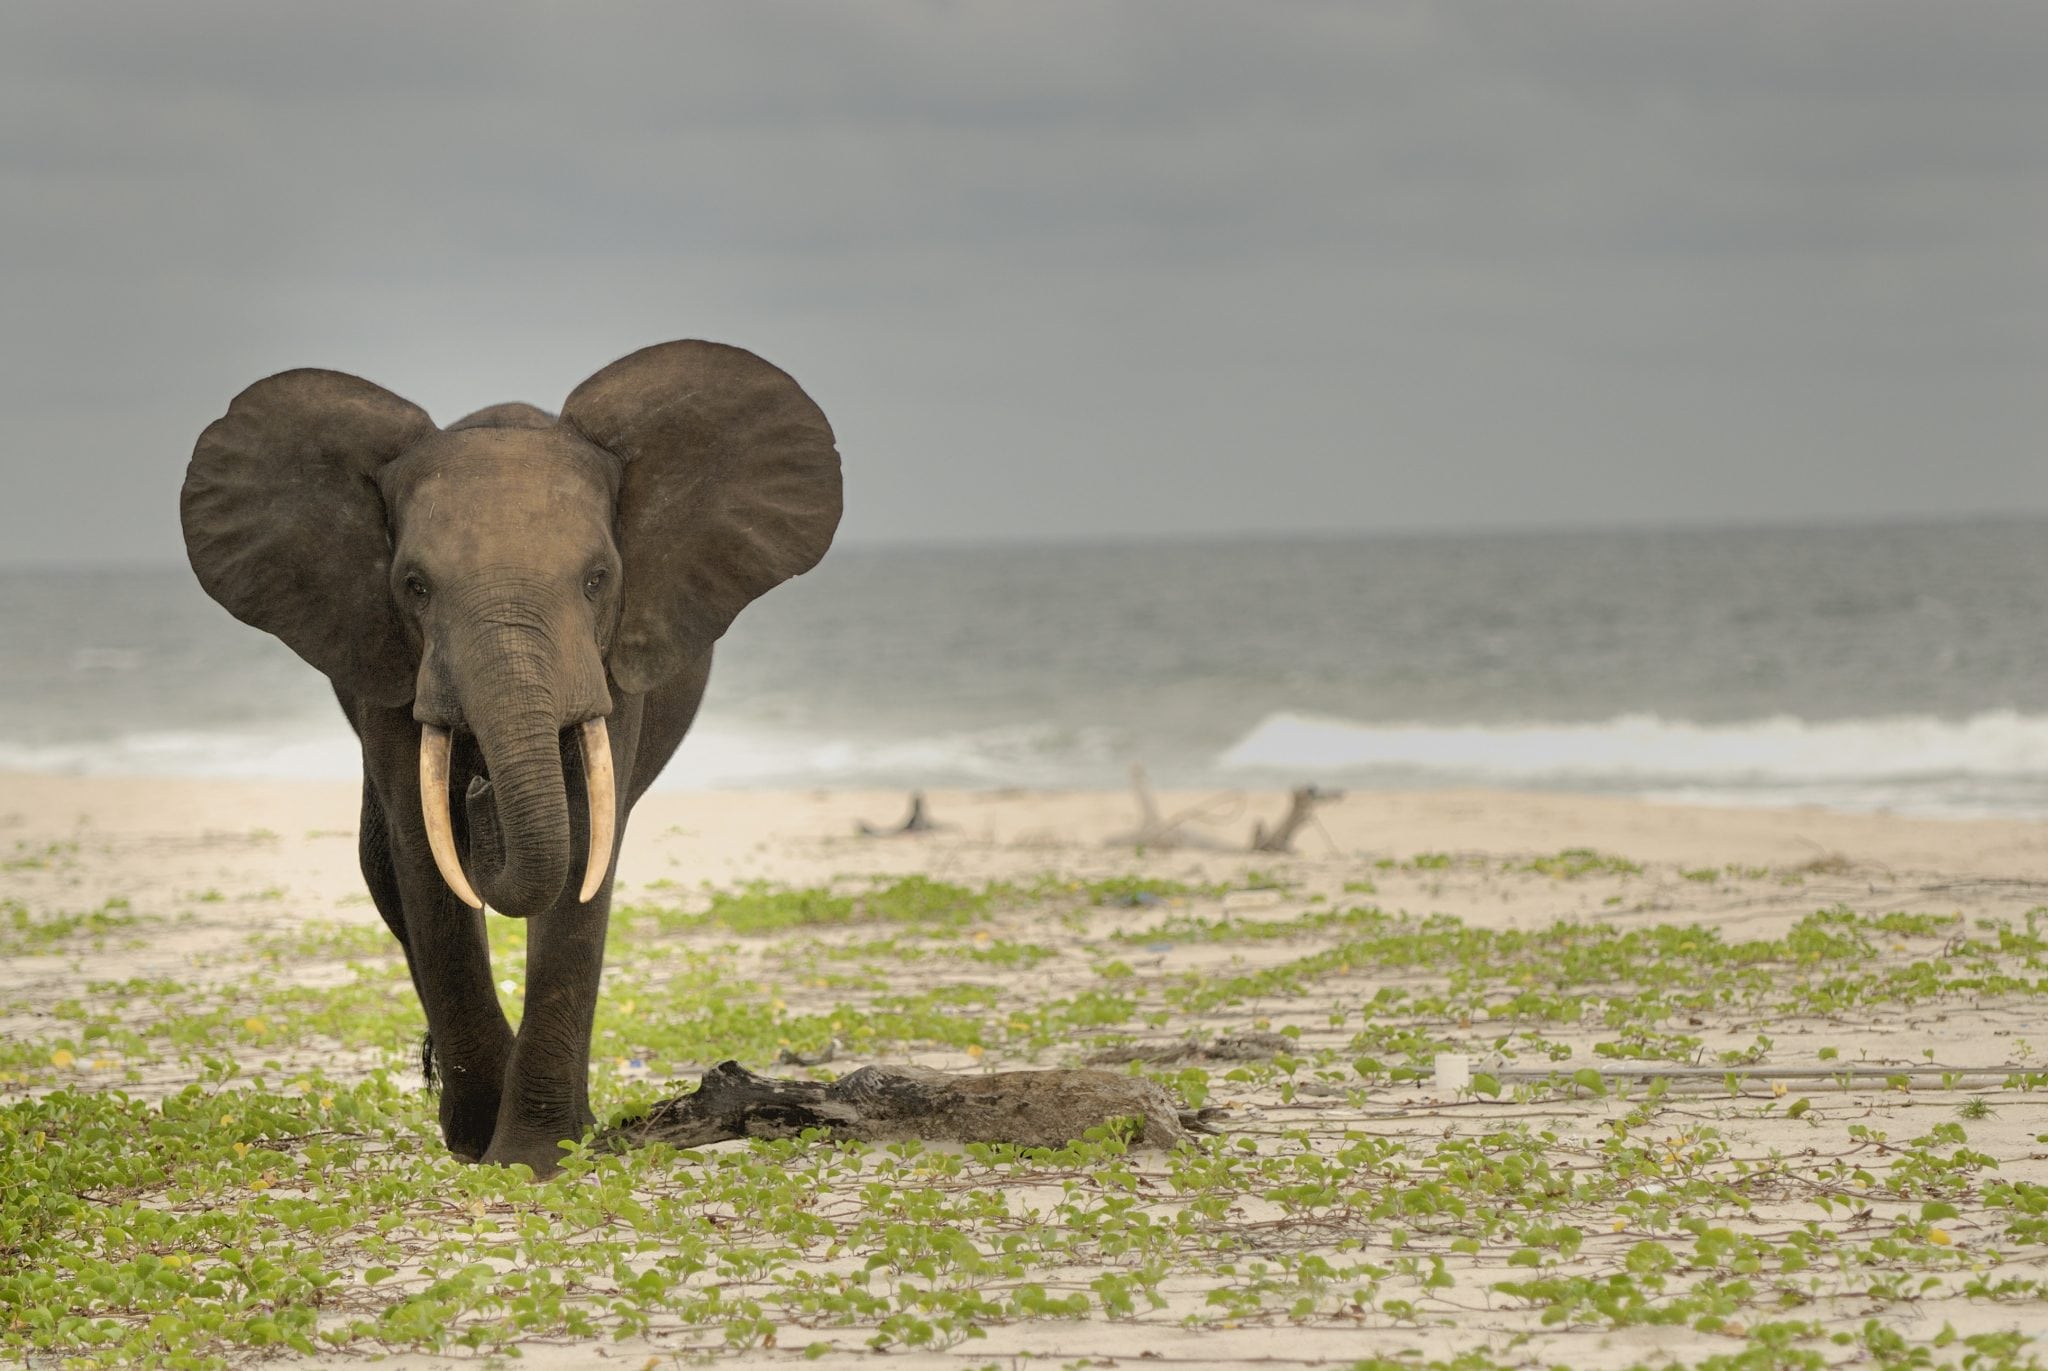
481,701,640,1175
361,708,517,1161
397,875,516,1160
480,891,610,1172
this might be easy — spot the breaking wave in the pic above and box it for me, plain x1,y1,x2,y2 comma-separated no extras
1217,710,2048,816
0,728,364,780
9,710,2048,818
0,720,1132,792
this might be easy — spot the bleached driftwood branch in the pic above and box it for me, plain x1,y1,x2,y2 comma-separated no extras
1104,764,1233,850
1251,785,1342,854
1107,766,1340,854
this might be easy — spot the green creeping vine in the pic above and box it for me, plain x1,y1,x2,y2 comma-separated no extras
3,867,2046,1367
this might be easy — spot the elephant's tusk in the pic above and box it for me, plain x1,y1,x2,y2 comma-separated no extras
578,717,616,903
419,724,485,909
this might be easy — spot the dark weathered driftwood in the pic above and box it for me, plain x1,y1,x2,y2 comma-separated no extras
1085,1030,1297,1067
604,1061,1220,1151
857,791,941,837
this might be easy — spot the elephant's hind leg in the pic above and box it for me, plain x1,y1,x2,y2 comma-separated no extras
359,782,416,979
359,784,439,1087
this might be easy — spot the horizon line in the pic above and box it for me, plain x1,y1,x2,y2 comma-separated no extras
8,507,2046,574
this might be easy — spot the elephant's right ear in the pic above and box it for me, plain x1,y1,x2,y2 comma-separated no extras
181,369,436,707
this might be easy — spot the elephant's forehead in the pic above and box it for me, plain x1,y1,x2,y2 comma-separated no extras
383,428,619,551
386,428,616,505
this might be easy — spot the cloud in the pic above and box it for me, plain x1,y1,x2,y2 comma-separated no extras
2,1,2045,564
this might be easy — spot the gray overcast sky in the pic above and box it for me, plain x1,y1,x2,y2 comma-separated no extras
3,2,2045,567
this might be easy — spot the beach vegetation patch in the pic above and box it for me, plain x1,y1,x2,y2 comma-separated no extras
3,859,2045,1367
1521,847,1643,879
0,896,146,956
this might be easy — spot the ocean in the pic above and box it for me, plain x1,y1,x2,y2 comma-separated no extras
4,517,2046,818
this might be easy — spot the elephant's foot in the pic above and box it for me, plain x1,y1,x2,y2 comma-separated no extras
480,1085,597,1177
432,1050,509,1162
438,1086,502,1163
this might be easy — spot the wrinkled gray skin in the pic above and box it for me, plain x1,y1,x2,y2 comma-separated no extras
181,341,841,1174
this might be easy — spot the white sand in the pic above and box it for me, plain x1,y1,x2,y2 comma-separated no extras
8,772,2047,893
5,773,2046,1369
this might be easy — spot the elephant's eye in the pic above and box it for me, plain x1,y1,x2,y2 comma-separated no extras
404,573,430,603
583,568,608,599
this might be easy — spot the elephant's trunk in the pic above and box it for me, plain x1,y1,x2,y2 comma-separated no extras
419,715,616,915
414,603,616,917
463,697,574,918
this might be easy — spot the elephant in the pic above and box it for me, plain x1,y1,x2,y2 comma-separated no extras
180,340,842,1175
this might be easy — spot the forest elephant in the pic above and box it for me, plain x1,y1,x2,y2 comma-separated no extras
181,340,842,1174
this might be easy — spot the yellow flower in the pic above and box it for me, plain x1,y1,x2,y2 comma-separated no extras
1929,1228,1953,1246
49,1049,74,1069
242,1016,268,1036
966,1045,985,1059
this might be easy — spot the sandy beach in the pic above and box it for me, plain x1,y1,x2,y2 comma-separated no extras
5,774,2047,1368
11,771,2048,895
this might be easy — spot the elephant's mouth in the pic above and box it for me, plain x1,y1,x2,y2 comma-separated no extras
417,718,615,912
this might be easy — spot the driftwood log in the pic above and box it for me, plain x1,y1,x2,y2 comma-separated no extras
1085,1030,1296,1067
604,1061,1221,1151
857,791,941,837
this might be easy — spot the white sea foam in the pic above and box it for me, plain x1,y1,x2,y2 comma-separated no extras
0,728,365,780
0,719,1126,792
653,720,1126,790
1219,709,2048,781
9,710,2048,819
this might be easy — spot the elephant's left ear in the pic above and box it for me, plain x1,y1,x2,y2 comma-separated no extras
562,340,842,695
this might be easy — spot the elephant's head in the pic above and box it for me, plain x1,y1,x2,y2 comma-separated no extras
181,341,841,916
